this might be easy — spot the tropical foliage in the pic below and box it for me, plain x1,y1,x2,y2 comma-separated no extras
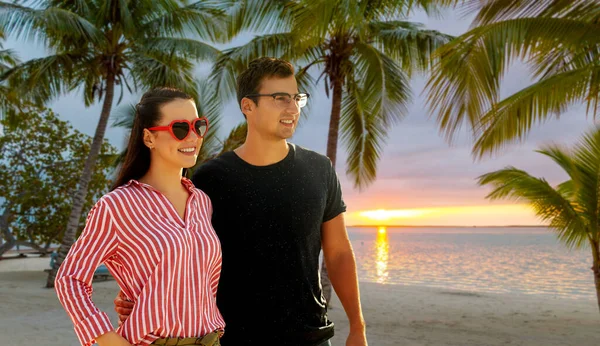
0,0,227,287
478,126,600,313
211,0,454,189
0,107,116,257
426,0,600,158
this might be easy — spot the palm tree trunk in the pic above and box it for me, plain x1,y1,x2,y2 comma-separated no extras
0,197,21,257
45,74,116,288
325,78,343,168
321,77,344,307
0,205,16,257
591,239,600,313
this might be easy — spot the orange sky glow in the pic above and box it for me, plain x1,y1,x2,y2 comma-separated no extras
345,204,543,227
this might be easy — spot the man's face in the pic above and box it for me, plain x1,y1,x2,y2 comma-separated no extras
245,75,302,140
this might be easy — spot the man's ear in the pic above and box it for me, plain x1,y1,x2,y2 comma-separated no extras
240,98,254,118
143,129,156,149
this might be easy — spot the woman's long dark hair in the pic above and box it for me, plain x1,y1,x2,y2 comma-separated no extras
112,88,194,190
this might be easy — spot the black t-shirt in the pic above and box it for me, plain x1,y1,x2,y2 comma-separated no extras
192,143,346,346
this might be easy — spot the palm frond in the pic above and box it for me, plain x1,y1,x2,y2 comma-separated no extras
464,0,600,25
341,77,377,190
353,41,411,125
0,3,104,45
0,85,21,118
47,0,93,18
75,58,102,107
139,1,228,42
536,145,579,183
556,180,576,200
477,167,589,248
291,0,338,39
340,43,411,189
473,65,600,157
129,51,198,100
370,20,454,75
295,67,317,120
0,52,85,105
219,122,247,154
209,33,300,102
226,0,295,38
341,64,403,190
137,37,220,61
195,78,223,162
0,48,20,71
570,127,600,233
529,44,599,82
111,103,136,129
427,16,600,144
535,143,599,231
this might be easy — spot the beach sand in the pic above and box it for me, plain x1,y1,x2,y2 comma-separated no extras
1,256,598,345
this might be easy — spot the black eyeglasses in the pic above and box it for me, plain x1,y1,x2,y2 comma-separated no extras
245,92,310,109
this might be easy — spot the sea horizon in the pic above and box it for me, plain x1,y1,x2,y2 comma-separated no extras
348,226,594,300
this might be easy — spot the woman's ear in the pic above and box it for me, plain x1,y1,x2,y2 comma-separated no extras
143,129,156,149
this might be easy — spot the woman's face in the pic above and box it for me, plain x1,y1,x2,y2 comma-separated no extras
144,98,203,170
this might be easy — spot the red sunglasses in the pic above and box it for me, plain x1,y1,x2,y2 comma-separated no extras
148,117,209,141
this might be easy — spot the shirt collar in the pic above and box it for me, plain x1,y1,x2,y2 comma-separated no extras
125,177,195,193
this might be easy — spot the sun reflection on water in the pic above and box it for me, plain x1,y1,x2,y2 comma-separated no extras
375,226,389,283
350,226,594,300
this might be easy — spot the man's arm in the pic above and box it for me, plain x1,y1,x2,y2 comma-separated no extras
322,213,367,345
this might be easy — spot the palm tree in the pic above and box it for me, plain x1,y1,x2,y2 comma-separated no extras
213,0,454,188
210,0,454,304
478,126,600,313
426,0,600,158
0,0,227,287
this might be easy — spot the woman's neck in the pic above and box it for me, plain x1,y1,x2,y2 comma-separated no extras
139,161,184,195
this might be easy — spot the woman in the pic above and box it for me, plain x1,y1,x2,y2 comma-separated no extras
55,88,225,346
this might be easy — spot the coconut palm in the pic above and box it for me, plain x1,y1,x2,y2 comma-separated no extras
426,0,600,158
210,0,454,304
212,0,454,188
478,126,600,313
0,0,228,287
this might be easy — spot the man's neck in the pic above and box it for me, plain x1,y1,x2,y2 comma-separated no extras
235,135,289,166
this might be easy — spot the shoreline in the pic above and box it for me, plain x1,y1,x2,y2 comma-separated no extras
1,257,598,345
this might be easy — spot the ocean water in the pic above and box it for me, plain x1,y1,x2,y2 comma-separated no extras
349,226,595,300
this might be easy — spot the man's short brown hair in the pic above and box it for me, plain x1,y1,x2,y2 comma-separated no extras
236,57,295,109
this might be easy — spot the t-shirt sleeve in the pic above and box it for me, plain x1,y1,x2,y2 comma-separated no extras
323,160,347,222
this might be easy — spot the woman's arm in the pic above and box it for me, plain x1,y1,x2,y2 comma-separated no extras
55,199,120,345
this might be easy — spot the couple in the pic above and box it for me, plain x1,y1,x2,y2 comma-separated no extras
55,57,367,346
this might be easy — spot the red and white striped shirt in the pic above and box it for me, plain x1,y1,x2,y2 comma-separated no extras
55,178,225,346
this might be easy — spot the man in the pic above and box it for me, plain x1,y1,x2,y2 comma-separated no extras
116,57,367,346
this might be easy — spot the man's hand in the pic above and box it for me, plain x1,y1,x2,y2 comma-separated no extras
114,291,134,325
346,329,368,346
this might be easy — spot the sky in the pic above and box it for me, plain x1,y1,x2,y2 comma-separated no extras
4,6,596,227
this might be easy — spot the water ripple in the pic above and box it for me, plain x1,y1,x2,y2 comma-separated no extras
350,227,594,300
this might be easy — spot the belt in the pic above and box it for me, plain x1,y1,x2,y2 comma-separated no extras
152,331,223,346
